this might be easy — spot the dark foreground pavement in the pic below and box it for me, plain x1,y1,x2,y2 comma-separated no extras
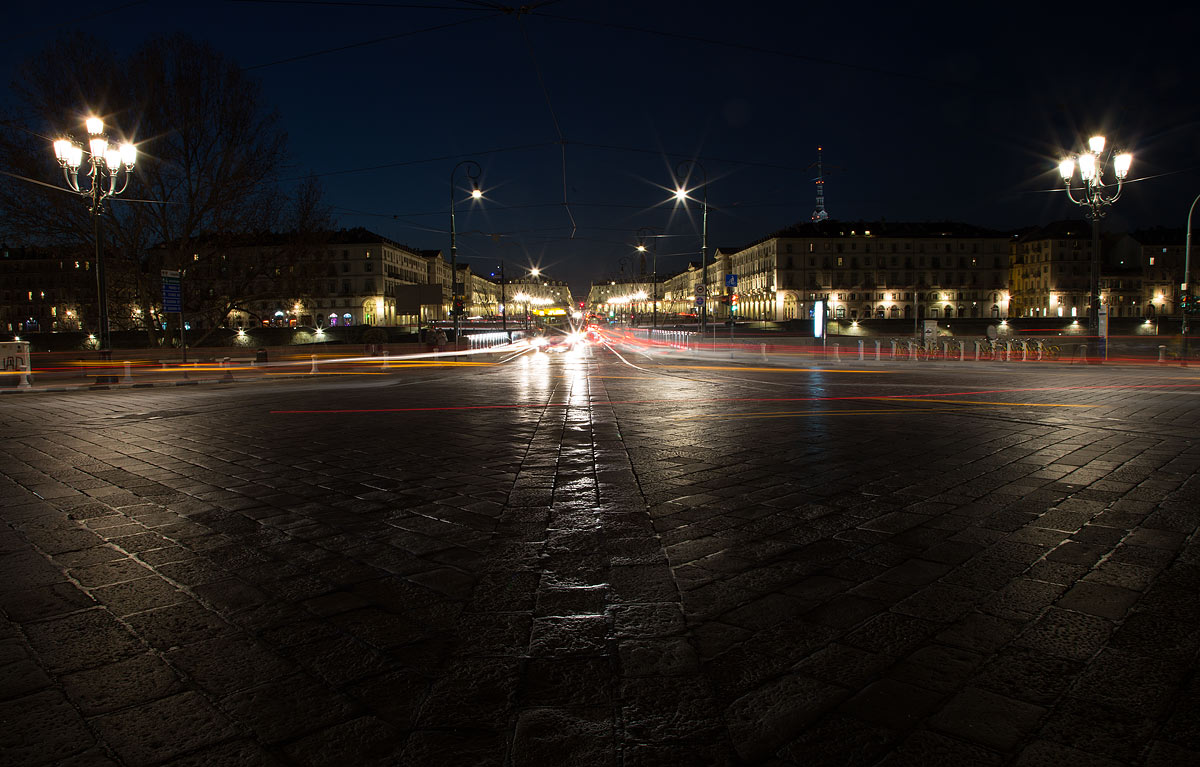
2,344,1199,766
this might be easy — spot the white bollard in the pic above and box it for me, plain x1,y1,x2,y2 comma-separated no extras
858,340,864,361
1159,345,1167,364
18,359,32,389
1022,343,1028,362
760,343,768,362
892,340,899,359
832,344,840,362
222,357,234,382
942,341,949,358
975,341,981,362
909,341,917,361
123,361,132,383
310,355,319,374
959,342,965,362
381,351,390,370
875,340,881,361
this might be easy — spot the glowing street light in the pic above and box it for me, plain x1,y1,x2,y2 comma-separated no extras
673,160,708,335
1059,134,1131,361
450,159,482,346
636,227,659,328
52,115,136,354
513,291,531,331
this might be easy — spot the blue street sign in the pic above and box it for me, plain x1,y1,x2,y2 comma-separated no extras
726,274,738,287
161,270,182,313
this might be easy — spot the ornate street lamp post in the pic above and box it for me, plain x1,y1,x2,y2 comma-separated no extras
449,160,482,346
674,160,708,336
52,116,136,354
1058,135,1132,361
636,227,659,329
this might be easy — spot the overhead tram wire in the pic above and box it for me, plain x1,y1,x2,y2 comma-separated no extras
0,169,179,205
242,12,503,70
514,10,576,238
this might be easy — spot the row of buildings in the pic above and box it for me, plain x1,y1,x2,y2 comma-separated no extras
1,228,574,334
585,220,1189,324
1,220,1190,336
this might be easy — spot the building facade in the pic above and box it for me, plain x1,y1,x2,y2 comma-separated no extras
706,221,1014,323
180,229,504,330
0,243,138,335
1009,221,1176,320
1134,227,1186,316
586,278,662,323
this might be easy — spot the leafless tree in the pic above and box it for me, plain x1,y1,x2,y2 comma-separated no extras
0,33,331,347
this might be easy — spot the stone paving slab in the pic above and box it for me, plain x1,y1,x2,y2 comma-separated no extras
0,349,1198,765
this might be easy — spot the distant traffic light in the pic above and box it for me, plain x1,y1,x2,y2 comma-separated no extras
453,298,465,315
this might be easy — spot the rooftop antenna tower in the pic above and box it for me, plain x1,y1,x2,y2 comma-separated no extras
811,146,829,222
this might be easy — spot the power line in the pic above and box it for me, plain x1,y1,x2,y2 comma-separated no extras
244,12,502,70
515,12,576,237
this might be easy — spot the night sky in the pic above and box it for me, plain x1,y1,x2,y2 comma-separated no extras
3,1,1198,298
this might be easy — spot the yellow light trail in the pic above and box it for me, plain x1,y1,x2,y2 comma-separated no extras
659,365,891,374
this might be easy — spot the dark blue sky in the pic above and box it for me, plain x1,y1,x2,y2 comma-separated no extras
4,1,1198,297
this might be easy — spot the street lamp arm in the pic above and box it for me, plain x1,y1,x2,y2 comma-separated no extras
113,171,132,197
1063,180,1085,208
61,167,82,193
1103,176,1124,206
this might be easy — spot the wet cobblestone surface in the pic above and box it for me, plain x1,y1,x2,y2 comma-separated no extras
2,346,1199,765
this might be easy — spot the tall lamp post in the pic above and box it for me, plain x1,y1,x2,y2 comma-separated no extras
674,160,708,335
1058,135,1132,361
52,116,136,354
449,160,482,346
636,227,658,329
1182,192,1200,362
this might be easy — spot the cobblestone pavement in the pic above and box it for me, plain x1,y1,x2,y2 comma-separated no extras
2,344,1199,766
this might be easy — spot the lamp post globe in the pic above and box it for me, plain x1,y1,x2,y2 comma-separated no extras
1058,134,1131,362
52,114,136,362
